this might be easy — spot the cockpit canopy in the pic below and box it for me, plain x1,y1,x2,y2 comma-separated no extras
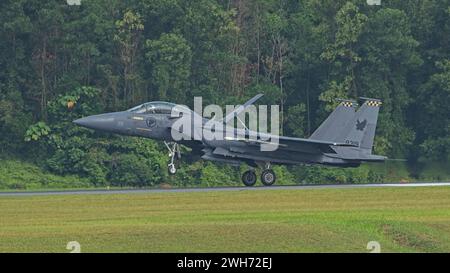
127,101,176,114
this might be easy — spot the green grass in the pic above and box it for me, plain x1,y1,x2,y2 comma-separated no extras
1,187,450,252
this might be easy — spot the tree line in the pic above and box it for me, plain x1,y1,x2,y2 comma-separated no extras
0,0,448,187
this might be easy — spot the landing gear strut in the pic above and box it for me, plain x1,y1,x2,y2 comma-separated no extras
164,141,180,175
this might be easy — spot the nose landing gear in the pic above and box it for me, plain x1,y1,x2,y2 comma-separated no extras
165,141,180,175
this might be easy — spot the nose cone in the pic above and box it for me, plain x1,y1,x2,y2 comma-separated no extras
73,113,118,131
73,117,90,127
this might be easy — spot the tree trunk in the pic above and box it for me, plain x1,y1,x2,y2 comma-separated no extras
40,37,47,120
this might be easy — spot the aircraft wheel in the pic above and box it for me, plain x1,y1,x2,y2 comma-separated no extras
168,163,177,175
261,169,276,186
241,170,257,187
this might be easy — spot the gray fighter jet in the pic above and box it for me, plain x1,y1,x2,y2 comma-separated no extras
73,95,386,186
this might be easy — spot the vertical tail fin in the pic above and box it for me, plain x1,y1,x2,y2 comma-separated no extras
309,99,357,141
336,98,382,154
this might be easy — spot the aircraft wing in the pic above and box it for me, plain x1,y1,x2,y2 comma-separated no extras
225,134,357,154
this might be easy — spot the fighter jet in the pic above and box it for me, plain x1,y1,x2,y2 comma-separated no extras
73,95,386,186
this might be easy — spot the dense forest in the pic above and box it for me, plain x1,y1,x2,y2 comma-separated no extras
0,0,449,189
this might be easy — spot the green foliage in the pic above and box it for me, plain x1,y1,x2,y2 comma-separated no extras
421,138,450,162
319,77,352,112
0,0,448,188
0,89,33,151
110,154,162,187
293,164,383,185
0,159,90,190
23,86,167,187
286,103,307,137
417,60,450,161
47,86,103,124
200,162,240,187
321,2,368,64
146,33,192,101
272,165,296,185
24,122,51,142
415,161,450,181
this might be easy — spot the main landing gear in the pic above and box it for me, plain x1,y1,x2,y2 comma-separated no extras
241,162,276,187
165,141,180,175
261,169,276,186
241,170,257,187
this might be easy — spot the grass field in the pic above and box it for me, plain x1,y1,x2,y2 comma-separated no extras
1,187,450,252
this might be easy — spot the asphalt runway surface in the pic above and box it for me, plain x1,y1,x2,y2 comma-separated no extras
0,182,449,197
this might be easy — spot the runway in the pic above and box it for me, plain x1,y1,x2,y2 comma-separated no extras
1,182,450,197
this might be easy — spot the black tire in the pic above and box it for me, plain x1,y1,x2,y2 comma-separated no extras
168,164,177,175
261,169,276,186
241,170,257,187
